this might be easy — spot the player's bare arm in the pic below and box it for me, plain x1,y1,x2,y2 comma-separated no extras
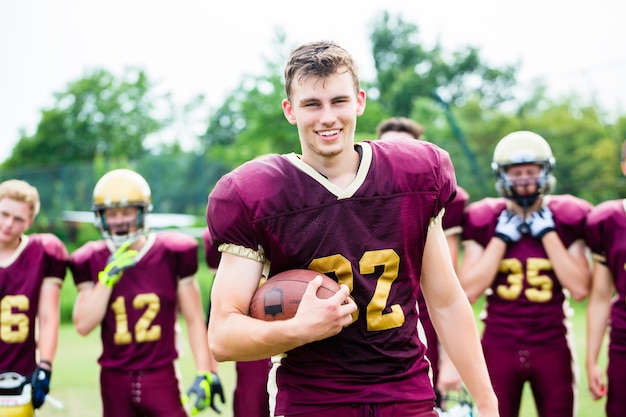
542,235,590,300
421,220,499,416
459,239,507,303
209,253,355,362
586,261,612,400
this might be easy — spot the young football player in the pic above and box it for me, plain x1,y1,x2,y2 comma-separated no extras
376,116,467,404
206,40,498,417
460,131,592,417
69,169,223,417
0,179,68,415
585,140,626,417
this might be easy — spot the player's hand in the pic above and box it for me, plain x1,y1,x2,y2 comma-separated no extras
30,363,51,409
209,372,225,413
529,206,556,239
494,209,523,245
184,372,211,415
98,242,138,288
587,362,607,400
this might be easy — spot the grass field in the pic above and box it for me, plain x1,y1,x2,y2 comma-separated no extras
42,276,607,416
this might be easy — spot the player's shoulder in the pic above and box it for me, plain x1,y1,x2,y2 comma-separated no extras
587,199,625,225
155,230,198,251
369,137,449,166
70,239,108,262
466,197,506,218
547,194,593,224
27,233,69,257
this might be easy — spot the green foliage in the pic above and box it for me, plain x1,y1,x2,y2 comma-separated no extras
369,12,517,117
3,68,170,169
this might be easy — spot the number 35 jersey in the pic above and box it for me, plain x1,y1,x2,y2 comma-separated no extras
207,138,456,408
462,195,592,349
69,231,198,371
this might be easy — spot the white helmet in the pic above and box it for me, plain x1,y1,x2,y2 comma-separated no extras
492,130,555,206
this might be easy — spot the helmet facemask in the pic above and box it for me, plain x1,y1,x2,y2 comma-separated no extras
492,131,556,210
92,169,152,248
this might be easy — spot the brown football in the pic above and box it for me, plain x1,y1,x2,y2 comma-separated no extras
249,269,340,321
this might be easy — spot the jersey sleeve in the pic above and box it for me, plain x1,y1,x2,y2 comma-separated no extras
462,197,507,246
443,185,469,234
38,233,69,279
159,230,199,279
202,227,222,269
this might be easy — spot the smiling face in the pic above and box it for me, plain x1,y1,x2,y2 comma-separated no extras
282,67,366,162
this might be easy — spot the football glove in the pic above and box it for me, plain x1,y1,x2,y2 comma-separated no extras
208,372,225,413
184,372,220,415
30,364,51,409
494,209,524,245
98,242,138,288
529,206,556,239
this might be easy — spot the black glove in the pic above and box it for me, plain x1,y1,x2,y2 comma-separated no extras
529,206,556,239
494,209,523,245
209,372,226,413
30,364,51,409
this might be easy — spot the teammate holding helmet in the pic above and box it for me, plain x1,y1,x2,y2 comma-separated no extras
460,131,592,417
69,169,223,417
0,179,68,416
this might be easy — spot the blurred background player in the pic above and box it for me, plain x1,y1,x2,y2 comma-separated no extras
69,169,223,417
584,140,626,417
0,179,68,415
203,228,270,417
376,116,467,405
460,131,592,417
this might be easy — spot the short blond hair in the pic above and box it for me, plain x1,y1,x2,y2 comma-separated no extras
0,179,41,218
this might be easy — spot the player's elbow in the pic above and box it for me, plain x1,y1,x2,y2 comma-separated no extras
208,339,230,362
569,285,589,302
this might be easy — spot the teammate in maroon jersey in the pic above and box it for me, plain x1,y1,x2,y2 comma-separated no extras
461,131,592,417
69,169,223,417
0,179,68,413
376,116,466,405
206,41,498,417
202,228,270,417
585,141,626,417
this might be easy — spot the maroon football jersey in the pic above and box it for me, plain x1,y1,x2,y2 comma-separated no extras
463,195,592,349
207,138,456,413
202,228,221,270
585,199,626,354
0,234,68,375
69,231,198,371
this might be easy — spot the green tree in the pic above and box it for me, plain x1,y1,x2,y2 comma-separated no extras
3,67,170,169
369,12,518,117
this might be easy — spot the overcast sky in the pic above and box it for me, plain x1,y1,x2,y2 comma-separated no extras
1,0,624,162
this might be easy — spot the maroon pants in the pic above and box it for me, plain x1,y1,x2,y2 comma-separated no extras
483,345,575,417
100,363,186,417
233,359,271,417
280,400,438,417
606,350,626,417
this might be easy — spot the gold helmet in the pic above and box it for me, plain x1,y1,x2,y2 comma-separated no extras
92,169,152,245
491,131,555,206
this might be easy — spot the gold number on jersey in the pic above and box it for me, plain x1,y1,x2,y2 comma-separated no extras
496,257,553,302
309,249,404,331
0,295,29,343
110,293,162,345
